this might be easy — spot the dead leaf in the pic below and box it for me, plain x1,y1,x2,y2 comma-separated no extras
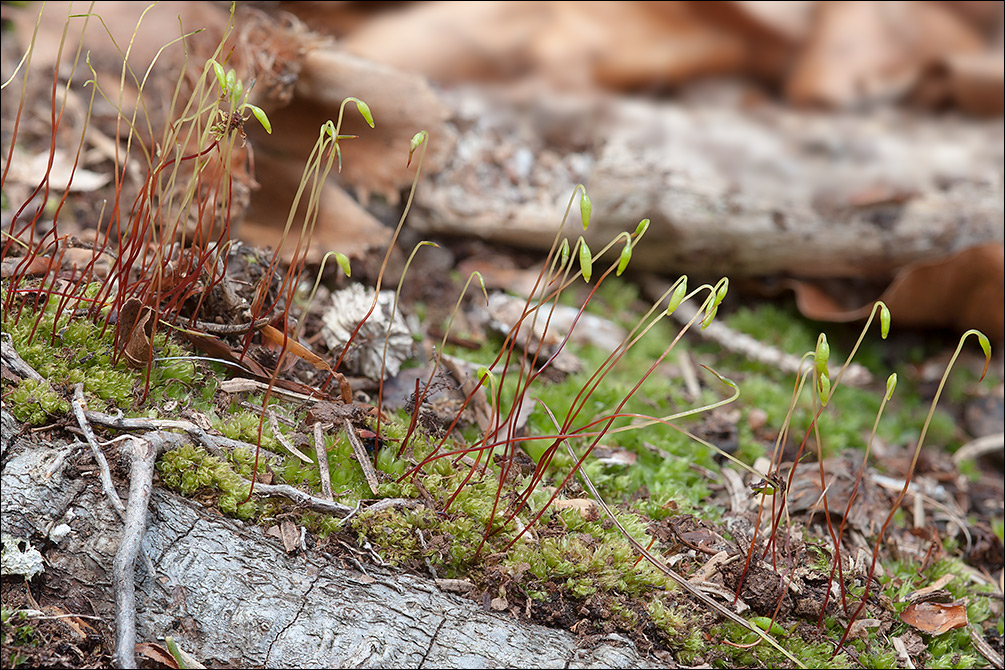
551,498,600,521
260,323,331,371
280,519,301,554
0,255,55,279
241,168,391,268
116,298,156,369
787,1,984,108
942,52,1005,116
180,330,270,378
900,599,969,635
789,243,1004,341
135,642,181,669
5,148,111,192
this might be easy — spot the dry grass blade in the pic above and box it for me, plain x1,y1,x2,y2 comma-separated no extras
564,442,807,668
313,421,334,501
345,418,380,495
267,408,313,463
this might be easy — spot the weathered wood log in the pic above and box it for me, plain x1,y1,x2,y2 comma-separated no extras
0,410,664,669
410,86,1003,280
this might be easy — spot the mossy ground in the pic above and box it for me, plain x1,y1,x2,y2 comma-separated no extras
2,274,1001,668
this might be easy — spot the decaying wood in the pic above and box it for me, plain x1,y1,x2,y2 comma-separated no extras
411,86,1003,280
0,410,666,668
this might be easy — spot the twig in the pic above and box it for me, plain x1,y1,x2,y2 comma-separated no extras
71,385,126,521
268,409,313,463
219,377,325,404
361,497,422,514
113,433,167,669
678,350,701,400
1,332,48,383
970,624,1004,670
248,479,355,516
313,422,334,501
891,636,916,669
189,316,271,335
84,410,286,462
953,433,1004,465
345,418,380,495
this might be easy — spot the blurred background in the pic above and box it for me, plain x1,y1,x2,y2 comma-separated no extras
3,0,1003,339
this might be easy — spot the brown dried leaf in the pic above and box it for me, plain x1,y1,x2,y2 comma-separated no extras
280,519,301,554
0,255,55,279
180,330,270,378
135,642,181,669
787,1,984,108
789,243,1004,341
116,298,156,369
900,600,969,635
942,52,1005,116
259,324,331,372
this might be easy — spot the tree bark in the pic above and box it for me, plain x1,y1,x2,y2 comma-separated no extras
0,410,666,669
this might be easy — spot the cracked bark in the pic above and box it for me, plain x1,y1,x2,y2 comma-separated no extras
1,410,668,669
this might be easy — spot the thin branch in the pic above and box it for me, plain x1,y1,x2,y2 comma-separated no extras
1,332,48,383
268,408,313,463
313,422,334,501
641,274,872,387
345,418,380,496
71,384,126,521
188,316,271,335
84,409,286,462
248,479,355,516
112,433,166,669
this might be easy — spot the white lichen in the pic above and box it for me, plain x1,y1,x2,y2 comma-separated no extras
321,283,413,380
1,534,45,580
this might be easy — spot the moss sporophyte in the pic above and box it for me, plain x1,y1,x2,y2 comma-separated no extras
2,3,1000,667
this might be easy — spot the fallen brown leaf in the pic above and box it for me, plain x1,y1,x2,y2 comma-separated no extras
180,330,271,378
900,599,969,635
260,323,331,372
116,298,156,369
135,642,181,669
787,1,984,108
789,243,1004,341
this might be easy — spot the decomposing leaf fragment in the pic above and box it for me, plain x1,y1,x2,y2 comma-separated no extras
260,323,332,371
135,642,181,669
900,600,969,635
116,298,156,369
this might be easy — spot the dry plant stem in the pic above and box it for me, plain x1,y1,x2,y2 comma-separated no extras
268,409,312,463
564,441,806,669
250,479,355,516
71,384,126,521
970,625,1004,670
191,316,272,335
113,432,167,670
345,418,380,496
145,430,357,517
84,410,287,462
313,422,334,501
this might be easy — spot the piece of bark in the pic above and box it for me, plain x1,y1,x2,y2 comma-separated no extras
0,410,666,669
410,86,1003,281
